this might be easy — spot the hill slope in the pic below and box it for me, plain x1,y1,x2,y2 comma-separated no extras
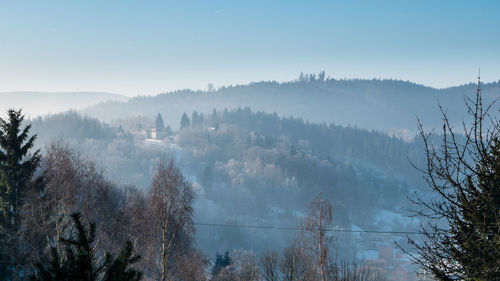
30,109,424,256
83,78,500,134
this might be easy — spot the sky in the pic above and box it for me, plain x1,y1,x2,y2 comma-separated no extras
0,0,499,96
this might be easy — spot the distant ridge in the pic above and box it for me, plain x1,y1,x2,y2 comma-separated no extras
0,91,129,118
82,77,500,133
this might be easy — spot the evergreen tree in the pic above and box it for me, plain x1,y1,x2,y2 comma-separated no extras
298,72,306,82
207,83,214,92
0,109,41,279
180,113,190,129
155,114,165,133
211,109,218,124
318,71,326,82
30,213,142,281
211,251,231,277
0,109,40,230
154,113,165,139
103,241,142,281
191,111,201,127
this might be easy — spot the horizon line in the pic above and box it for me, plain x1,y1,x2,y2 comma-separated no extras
2,75,499,98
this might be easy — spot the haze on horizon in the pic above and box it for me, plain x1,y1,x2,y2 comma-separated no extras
1,0,500,96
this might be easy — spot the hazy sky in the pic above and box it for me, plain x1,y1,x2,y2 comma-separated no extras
1,0,499,96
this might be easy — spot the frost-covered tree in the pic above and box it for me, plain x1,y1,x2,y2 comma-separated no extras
148,159,194,281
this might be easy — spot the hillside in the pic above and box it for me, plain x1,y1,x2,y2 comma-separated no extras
30,109,424,257
83,77,500,135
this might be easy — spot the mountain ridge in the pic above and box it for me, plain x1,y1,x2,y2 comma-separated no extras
82,77,500,134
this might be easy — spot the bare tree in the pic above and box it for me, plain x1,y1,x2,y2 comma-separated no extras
122,187,153,278
20,142,81,269
20,142,133,276
298,193,333,281
22,145,203,280
326,258,383,281
213,267,238,281
148,159,194,281
280,240,315,281
177,251,209,281
402,76,500,280
280,243,300,281
260,250,280,281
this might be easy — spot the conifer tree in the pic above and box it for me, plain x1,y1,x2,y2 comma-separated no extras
0,109,41,279
103,241,142,281
155,113,165,136
180,113,190,129
191,111,200,127
30,213,142,281
0,109,40,230
211,251,232,277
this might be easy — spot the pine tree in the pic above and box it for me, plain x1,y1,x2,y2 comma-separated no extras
155,113,165,137
191,111,200,127
0,109,41,280
103,241,142,281
180,113,190,129
0,109,40,230
211,251,231,277
30,213,142,281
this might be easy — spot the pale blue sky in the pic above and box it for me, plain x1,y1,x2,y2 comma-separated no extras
0,0,499,96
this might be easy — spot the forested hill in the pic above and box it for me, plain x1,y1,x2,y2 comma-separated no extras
30,109,425,189
83,76,500,134
30,109,425,255
201,108,426,181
